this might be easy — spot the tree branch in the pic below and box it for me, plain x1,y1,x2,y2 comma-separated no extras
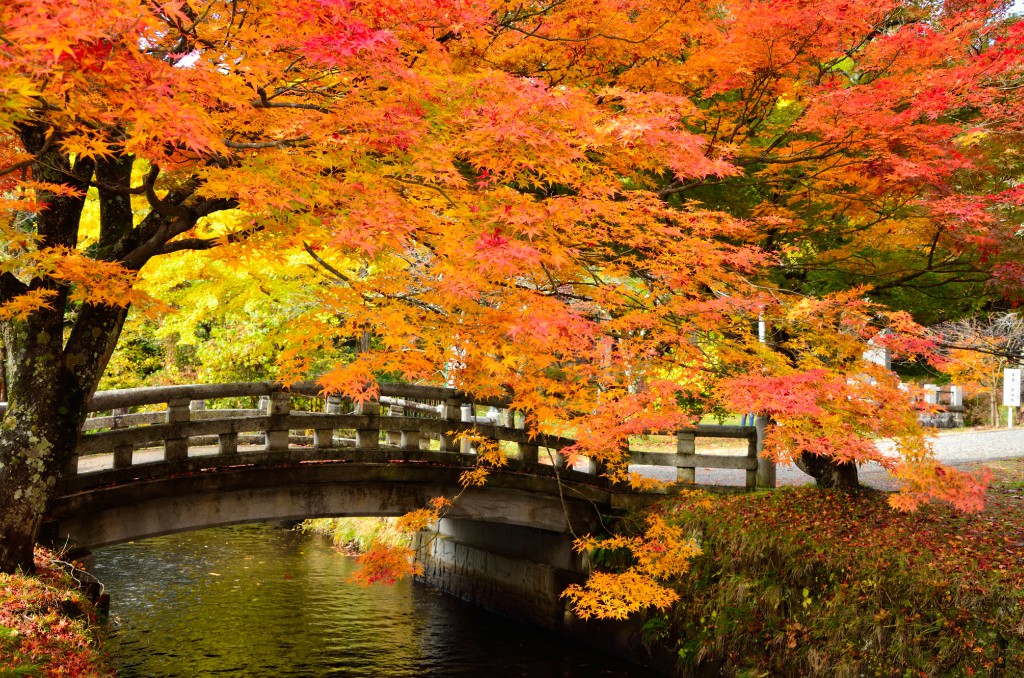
0,132,55,178
153,224,260,256
143,164,193,219
252,87,330,113
224,136,311,149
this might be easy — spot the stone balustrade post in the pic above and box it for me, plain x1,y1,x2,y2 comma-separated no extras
325,395,343,414
577,455,599,475
548,446,566,470
460,404,474,455
165,397,191,462
396,403,423,450
111,406,133,469
386,404,404,446
264,391,291,452
439,398,461,453
755,415,776,489
354,398,380,450
314,396,342,449
676,431,696,484
515,411,539,464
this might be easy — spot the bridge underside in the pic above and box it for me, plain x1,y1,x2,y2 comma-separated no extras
45,460,654,659
43,462,610,550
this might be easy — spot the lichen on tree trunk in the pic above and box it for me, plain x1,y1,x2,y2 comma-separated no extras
0,320,82,572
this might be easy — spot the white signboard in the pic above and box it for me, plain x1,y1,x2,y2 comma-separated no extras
1004,368,1022,407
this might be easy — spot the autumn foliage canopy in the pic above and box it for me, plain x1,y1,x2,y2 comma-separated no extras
2,0,1023,591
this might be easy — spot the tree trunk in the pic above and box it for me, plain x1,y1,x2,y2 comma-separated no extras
795,452,860,489
0,130,132,573
0,123,222,572
0,299,129,573
0,314,84,572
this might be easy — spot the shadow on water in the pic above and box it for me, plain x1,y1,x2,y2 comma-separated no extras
92,523,648,677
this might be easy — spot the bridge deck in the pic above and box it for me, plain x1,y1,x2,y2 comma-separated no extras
27,381,772,549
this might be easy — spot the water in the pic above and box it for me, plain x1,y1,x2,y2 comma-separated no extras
92,524,649,677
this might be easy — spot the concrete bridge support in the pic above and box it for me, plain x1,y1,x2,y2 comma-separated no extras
414,518,587,630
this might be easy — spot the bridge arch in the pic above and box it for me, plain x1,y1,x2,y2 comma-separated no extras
31,381,766,632
45,463,608,550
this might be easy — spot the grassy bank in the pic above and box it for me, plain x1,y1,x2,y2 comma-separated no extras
301,518,411,553
631,459,1024,677
0,549,111,678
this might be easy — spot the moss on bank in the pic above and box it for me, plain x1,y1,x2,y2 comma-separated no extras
645,460,1024,677
0,548,111,677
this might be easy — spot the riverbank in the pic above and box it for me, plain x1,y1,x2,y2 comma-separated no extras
642,458,1024,676
301,517,410,554
0,548,111,677
10,459,1023,677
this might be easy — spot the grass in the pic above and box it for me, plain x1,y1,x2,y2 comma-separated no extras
300,517,411,553
642,458,1024,677
0,549,111,678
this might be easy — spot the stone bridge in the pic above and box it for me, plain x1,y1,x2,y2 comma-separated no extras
23,381,772,631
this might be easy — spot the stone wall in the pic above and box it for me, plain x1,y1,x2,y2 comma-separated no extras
414,518,584,629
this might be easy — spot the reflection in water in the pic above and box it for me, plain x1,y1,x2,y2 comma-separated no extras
92,524,648,677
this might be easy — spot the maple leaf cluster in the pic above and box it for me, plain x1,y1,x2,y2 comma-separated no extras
3,0,1024,607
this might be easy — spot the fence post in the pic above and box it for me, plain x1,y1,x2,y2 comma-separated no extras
676,431,696,484
111,406,133,469
354,397,380,450
265,391,291,452
755,415,776,489
165,397,191,462
745,431,758,489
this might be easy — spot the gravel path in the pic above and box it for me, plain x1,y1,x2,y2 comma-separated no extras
633,427,1024,491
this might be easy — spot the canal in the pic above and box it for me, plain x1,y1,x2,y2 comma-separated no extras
92,523,649,677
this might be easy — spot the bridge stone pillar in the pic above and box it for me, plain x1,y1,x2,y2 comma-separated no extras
325,395,343,414
111,407,133,469
264,391,291,452
314,396,343,448
460,404,474,455
439,397,461,453
354,398,380,450
386,404,404,447
415,518,586,631
676,431,696,484
165,398,191,462
515,411,539,464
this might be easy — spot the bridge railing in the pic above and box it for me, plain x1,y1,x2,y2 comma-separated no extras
0,382,773,492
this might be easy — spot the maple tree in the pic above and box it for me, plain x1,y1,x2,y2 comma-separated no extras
927,312,1024,426
0,0,1021,603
